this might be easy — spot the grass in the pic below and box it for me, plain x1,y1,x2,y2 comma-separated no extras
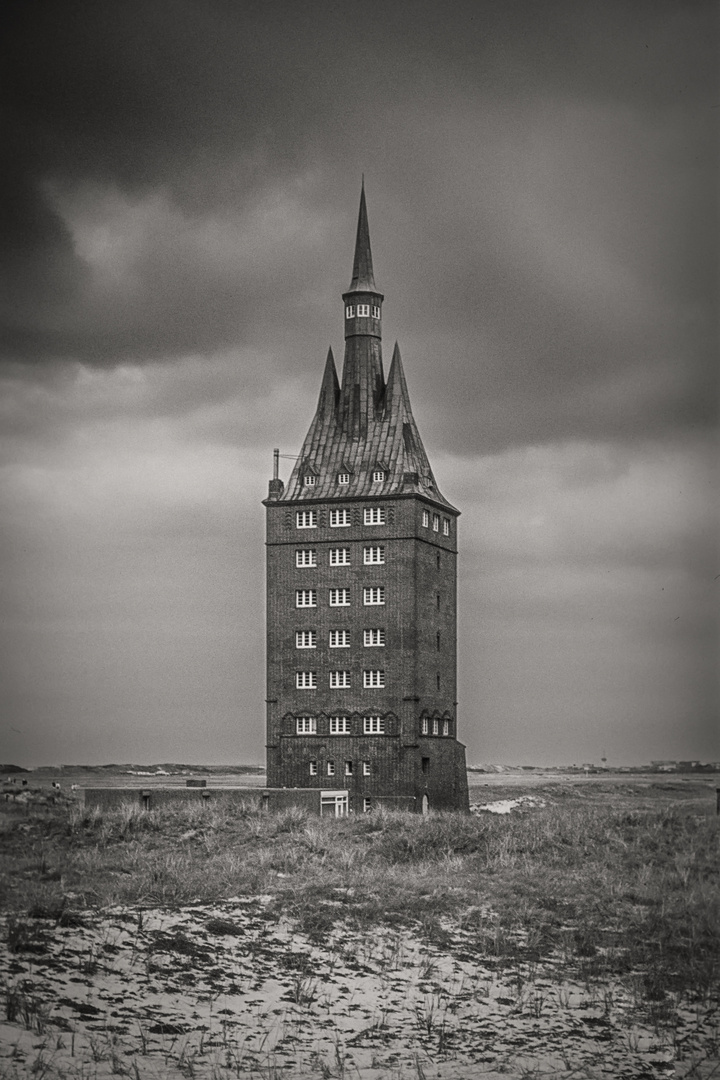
1,781,718,1009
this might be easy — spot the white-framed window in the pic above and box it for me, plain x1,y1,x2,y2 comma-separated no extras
345,305,354,318
329,588,350,607
356,303,370,317
330,509,351,527
297,510,317,529
309,760,317,775
372,305,380,318
422,510,429,528
329,630,350,648
329,716,350,734
363,797,372,813
443,720,449,736
363,628,385,647
330,670,351,688
296,716,317,734
363,715,385,734
421,717,429,735
443,519,450,536
432,514,440,532
363,587,385,606
327,760,335,777
432,719,439,735
296,631,316,649
296,549,317,567
372,470,385,483
364,507,385,525
362,761,371,776
363,546,385,564
296,672,317,689
363,670,385,689
296,589,317,607
304,475,316,487
337,472,350,485
344,760,353,776
330,548,350,566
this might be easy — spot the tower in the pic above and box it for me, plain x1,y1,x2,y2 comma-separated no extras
264,185,468,813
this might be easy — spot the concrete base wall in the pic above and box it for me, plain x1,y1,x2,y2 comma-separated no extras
82,787,264,812
83,787,336,814
82,784,463,815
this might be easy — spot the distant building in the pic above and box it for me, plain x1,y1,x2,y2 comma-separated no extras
263,186,469,813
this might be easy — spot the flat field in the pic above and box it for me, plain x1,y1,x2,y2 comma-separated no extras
0,774,718,1079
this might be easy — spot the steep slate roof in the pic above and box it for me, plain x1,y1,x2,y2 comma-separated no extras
282,191,456,512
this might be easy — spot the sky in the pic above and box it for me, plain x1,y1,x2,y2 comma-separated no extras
0,0,717,768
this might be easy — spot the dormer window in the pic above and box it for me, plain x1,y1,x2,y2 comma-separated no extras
337,472,350,485
356,303,370,317
304,475,316,487
372,306,381,318
372,470,385,483
345,305,355,318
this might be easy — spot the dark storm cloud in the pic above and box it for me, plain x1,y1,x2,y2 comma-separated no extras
2,0,716,425
1,0,717,769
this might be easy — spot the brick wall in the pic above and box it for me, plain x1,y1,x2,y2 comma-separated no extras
266,493,468,811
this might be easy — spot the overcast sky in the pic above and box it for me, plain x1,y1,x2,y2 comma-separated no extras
1,0,717,768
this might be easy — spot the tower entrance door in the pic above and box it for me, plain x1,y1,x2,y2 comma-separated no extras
320,791,349,817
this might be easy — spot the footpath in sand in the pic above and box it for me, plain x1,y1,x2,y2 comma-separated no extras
1,894,717,1080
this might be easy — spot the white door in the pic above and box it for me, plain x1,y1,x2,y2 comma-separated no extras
321,791,348,817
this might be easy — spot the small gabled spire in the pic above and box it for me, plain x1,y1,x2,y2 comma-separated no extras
317,347,340,417
347,180,377,293
383,341,409,416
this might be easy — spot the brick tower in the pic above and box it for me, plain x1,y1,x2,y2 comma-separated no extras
263,185,468,813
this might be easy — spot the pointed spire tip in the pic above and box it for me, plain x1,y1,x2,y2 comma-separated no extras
347,182,377,293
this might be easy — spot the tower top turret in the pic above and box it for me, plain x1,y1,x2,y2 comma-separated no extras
342,181,383,343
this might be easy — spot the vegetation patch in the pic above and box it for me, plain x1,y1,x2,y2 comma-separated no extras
0,777,717,1077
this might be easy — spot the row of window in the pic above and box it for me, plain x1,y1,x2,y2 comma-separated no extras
297,508,386,528
296,671,385,689
296,508,451,534
297,587,385,607
310,759,370,777
304,470,386,487
297,716,386,734
295,716,451,737
422,717,450,735
297,629,385,648
421,511,450,535
296,629,441,651
299,587,441,610
296,546,384,567
345,304,381,319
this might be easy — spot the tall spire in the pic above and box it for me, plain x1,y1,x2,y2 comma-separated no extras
277,187,455,510
347,180,376,293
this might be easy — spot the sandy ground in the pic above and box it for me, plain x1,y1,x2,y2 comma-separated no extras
2,776,718,1077
1,893,717,1080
